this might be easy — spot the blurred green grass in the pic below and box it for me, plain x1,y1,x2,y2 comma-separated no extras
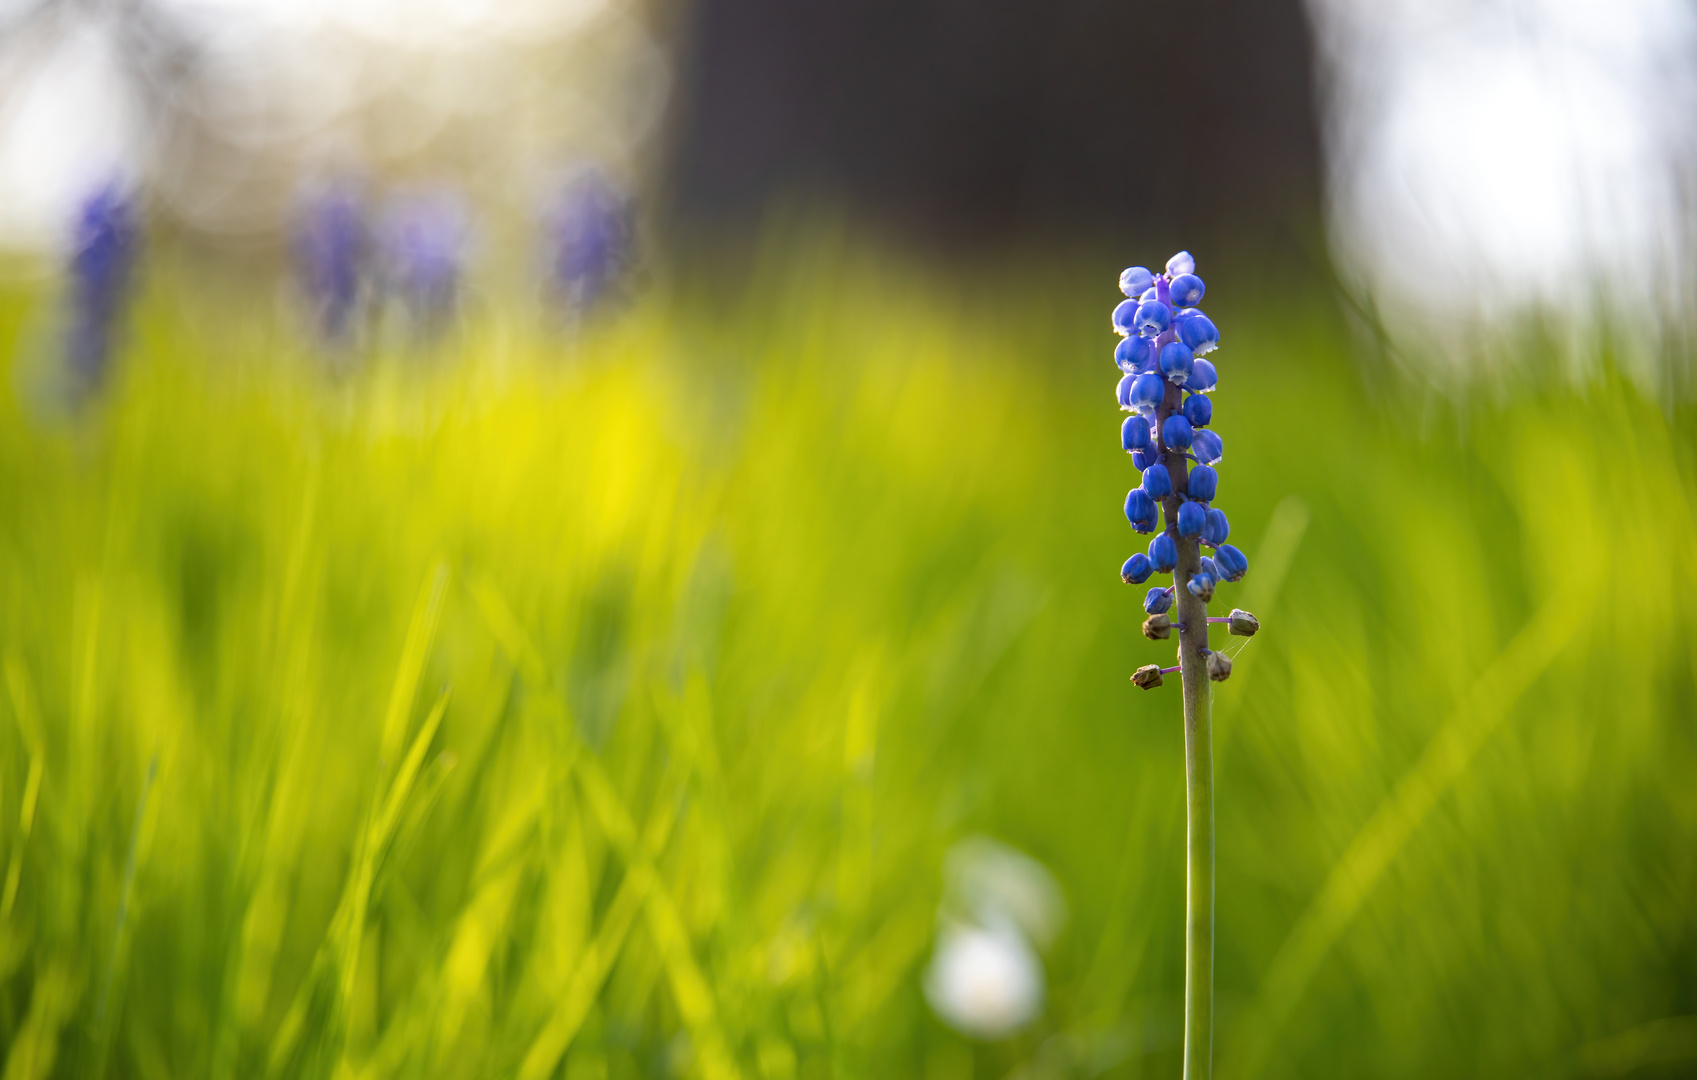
0,237,1694,1079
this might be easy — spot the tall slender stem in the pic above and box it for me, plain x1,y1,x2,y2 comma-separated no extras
1157,380,1214,1079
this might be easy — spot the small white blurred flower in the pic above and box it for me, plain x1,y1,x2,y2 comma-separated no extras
923,837,1066,1040
924,921,1045,1039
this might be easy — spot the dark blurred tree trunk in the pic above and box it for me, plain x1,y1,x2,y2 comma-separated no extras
664,0,1323,254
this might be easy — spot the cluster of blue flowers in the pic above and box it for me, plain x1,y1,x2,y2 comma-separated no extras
65,182,139,393
1111,252,1254,686
288,174,633,344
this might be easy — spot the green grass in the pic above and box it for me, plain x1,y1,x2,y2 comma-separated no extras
0,237,1694,1079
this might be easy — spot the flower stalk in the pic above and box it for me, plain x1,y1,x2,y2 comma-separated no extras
1112,251,1261,1079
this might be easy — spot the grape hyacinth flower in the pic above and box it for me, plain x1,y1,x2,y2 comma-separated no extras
379,189,471,336
544,169,632,314
65,181,139,393
292,183,368,343
1111,251,1261,1080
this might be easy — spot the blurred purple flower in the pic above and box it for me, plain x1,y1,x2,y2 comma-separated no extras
292,184,368,341
545,171,631,311
66,181,139,390
379,189,470,333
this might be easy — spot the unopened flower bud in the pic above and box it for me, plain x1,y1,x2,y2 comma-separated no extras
1169,273,1205,308
1187,568,1216,601
1141,464,1173,499
1185,464,1217,503
1142,613,1172,640
1177,500,1206,539
1119,266,1154,298
1132,664,1164,689
1200,555,1218,580
1149,531,1178,573
1228,609,1259,636
1159,341,1195,385
1206,650,1232,682
1166,251,1196,277
1214,543,1248,582
1143,586,1174,615
1121,553,1153,584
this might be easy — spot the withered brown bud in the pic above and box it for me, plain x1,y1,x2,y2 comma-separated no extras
1132,664,1165,689
1206,649,1233,682
1227,609,1259,636
1142,613,1173,640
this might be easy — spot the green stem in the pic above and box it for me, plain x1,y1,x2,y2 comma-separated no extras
1157,381,1214,1079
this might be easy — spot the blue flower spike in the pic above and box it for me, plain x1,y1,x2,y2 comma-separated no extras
1183,394,1212,428
1119,266,1155,298
1159,341,1195,385
1162,413,1194,452
1125,488,1159,533
1186,464,1218,503
1169,273,1205,308
1149,531,1178,573
1176,500,1206,539
1108,249,1260,1078
1122,553,1153,584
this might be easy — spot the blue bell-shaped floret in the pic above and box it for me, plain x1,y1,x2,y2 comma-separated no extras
1169,273,1205,308
1116,335,1154,373
1176,310,1219,355
1186,464,1218,502
1132,448,1159,471
1166,251,1196,276
1121,552,1153,584
1183,393,1212,428
1185,357,1218,392
1124,488,1159,533
1112,299,1139,337
1119,266,1155,298
1162,413,1194,451
1144,586,1174,615
1192,429,1224,466
1202,508,1229,546
1142,464,1173,499
1149,531,1179,573
1177,500,1206,538
1215,544,1249,582
1187,567,1216,601
1130,371,1166,411
1134,299,1171,338
1159,341,1194,385
1122,414,1152,453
